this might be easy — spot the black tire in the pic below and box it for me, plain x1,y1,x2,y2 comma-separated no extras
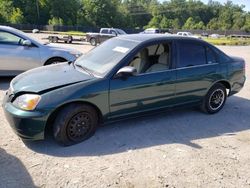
44,57,66,65
90,38,97,46
53,104,98,146
52,37,58,43
201,83,227,114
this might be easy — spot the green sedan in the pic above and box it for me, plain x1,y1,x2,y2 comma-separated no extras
2,34,246,146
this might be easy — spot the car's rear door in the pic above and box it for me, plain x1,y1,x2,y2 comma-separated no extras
0,30,40,75
109,41,176,119
175,40,220,104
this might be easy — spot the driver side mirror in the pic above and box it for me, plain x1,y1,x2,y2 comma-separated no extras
22,40,32,46
115,66,137,79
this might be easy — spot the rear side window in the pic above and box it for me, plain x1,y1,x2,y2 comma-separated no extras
212,47,231,63
101,29,108,34
178,42,206,68
206,47,217,64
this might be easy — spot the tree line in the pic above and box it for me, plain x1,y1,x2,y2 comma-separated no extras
0,0,250,32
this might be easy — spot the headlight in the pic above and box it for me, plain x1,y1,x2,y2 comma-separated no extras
13,94,41,111
69,51,82,58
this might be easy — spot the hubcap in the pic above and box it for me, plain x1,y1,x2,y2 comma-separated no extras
91,39,96,45
209,89,225,111
67,112,91,142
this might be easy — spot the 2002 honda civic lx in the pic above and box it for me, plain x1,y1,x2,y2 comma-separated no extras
2,34,246,146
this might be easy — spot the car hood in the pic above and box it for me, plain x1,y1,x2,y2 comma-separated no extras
11,63,94,93
45,43,80,53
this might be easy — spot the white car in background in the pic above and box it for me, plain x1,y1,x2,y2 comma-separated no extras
210,33,220,38
140,28,160,34
0,26,82,76
176,32,202,39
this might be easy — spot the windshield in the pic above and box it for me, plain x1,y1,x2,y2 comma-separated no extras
116,29,127,35
75,38,139,77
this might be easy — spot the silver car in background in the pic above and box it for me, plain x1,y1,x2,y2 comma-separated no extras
0,26,82,76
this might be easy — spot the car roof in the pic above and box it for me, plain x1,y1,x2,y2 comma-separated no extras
118,34,202,43
0,25,41,46
101,28,123,30
0,25,29,37
0,25,19,32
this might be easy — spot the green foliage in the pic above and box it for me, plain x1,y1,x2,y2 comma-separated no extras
10,8,24,24
0,0,14,23
160,16,172,29
195,21,205,30
0,0,249,32
48,17,64,26
207,18,220,30
242,14,250,32
183,17,196,29
145,15,162,28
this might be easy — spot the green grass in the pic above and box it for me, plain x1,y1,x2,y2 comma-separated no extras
40,30,86,36
62,31,86,36
204,37,250,46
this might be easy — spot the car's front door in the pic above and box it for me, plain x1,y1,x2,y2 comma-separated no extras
109,41,176,119
175,41,220,104
0,30,40,75
99,29,112,43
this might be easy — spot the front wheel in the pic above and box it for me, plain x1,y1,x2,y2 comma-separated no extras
201,83,227,114
53,104,98,146
44,57,66,65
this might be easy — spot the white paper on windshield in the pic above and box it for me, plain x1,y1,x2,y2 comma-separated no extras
112,46,129,53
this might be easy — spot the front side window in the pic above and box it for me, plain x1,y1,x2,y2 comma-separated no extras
129,42,171,74
0,31,23,45
110,30,117,35
116,29,126,35
177,42,206,68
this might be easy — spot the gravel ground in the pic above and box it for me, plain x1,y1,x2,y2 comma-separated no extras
0,34,250,188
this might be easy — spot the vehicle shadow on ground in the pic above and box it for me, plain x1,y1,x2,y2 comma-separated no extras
25,95,250,157
0,77,13,91
0,148,36,188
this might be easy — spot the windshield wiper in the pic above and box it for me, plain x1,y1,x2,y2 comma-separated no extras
75,63,95,77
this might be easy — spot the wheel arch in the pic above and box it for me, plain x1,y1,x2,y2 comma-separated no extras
45,101,103,135
44,56,67,65
89,37,98,45
207,80,231,96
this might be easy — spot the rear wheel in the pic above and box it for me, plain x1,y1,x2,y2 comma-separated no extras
51,37,58,43
53,104,98,146
201,83,227,114
90,38,97,46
